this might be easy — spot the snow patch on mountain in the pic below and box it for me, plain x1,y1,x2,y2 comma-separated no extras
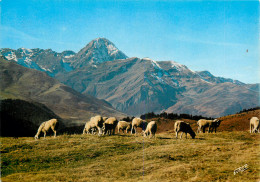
144,58,180,87
24,57,31,64
107,44,119,55
62,50,75,59
40,66,52,72
148,59,167,84
19,48,34,57
1,49,47,72
147,58,163,70
64,55,74,58
170,61,187,71
150,73,166,84
3,51,17,61
16,57,43,71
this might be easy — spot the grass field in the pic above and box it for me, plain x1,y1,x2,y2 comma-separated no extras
1,131,259,182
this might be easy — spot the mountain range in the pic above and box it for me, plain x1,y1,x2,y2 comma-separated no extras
1,38,259,117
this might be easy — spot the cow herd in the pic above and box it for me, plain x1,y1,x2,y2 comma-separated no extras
34,116,260,139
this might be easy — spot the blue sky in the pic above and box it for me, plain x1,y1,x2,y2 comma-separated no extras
1,0,259,83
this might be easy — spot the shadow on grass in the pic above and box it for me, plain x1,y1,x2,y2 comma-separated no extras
157,137,173,140
196,137,206,140
116,134,133,137
100,134,133,137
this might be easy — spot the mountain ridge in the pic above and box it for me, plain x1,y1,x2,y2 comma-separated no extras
56,56,259,117
0,38,128,76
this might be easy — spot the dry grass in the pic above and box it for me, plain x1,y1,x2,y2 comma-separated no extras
218,109,260,132
1,132,260,182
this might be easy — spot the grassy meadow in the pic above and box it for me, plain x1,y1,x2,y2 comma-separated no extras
1,131,259,182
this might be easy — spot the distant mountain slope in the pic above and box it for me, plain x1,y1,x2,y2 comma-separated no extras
165,82,259,116
0,58,126,125
0,99,62,137
56,57,259,117
56,57,181,115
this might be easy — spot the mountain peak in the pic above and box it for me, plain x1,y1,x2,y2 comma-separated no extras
69,38,128,68
89,37,121,56
90,37,110,46
92,37,110,42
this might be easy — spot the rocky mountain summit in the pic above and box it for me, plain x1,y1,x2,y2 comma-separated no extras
67,38,128,68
